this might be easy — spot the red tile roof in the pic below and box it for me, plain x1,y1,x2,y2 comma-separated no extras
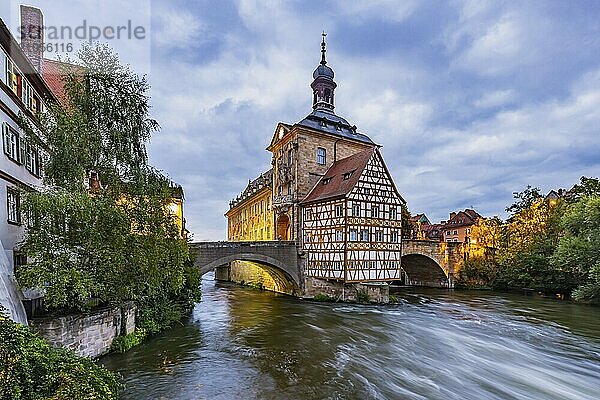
42,58,85,104
42,58,68,102
301,148,375,204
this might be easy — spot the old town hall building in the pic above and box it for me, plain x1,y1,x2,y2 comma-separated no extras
226,35,406,285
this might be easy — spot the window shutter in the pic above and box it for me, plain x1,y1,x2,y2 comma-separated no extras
19,136,26,165
0,51,5,84
2,123,9,156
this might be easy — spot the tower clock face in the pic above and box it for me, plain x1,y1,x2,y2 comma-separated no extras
278,127,284,139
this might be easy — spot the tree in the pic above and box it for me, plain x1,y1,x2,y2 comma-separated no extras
400,204,413,239
553,195,600,302
16,44,200,330
506,185,543,216
565,176,600,203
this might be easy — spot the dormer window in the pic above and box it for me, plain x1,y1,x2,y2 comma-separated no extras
322,177,332,185
342,170,355,180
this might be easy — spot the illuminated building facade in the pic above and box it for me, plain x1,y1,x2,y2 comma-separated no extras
226,170,273,241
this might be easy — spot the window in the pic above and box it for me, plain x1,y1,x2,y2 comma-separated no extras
335,230,344,241
287,181,292,195
454,230,458,235
317,147,326,165
3,123,20,163
371,206,379,218
349,229,358,241
324,88,331,103
322,177,332,185
363,188,370,195
335,205,343,217
305,209,313,220
360,229,369,241
6,58,22,96
446,230,451,235
391,230,399,243
389,207,397,220
7,189,20,224
287,149,293,165
352,202,361,217
343,170,355,180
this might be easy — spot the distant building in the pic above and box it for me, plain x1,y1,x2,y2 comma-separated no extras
421,223,443,241
409,213,431,239
442,209,482,243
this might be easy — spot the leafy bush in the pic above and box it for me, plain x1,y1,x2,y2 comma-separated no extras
111,329,147,353
313,293,335,302
0,310,121,399
356,289,371,304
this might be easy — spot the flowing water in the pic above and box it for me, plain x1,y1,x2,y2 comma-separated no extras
102,273,600,399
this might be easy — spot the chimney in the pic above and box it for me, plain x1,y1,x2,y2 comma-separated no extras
449,212,456,220
20,6,44,74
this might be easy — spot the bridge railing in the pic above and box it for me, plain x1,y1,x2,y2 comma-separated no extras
190,241,298,249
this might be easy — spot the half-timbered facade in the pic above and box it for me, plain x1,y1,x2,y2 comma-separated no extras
301,148,405,282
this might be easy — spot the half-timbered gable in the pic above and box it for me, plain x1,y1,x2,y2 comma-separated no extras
301,148,405,282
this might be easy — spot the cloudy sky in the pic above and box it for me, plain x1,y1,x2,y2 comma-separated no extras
4,0,600,240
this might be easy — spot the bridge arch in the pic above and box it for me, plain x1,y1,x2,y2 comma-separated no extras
401,254,448,288
191,241,301,294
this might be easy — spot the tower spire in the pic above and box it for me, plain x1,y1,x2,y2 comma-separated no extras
320,31,327,65
311,32,336,112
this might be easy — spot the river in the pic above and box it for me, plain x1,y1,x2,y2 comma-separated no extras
101,273,600,399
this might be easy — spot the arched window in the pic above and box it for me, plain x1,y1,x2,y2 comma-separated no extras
324,88,331,103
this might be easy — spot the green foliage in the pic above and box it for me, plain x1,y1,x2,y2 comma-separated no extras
0,309,121,399
356,289,371,304
16,44,200,334
111,329,147,353
388,295,398,303
554,196,600,301
506,186,543,215
461,180,600,300
400,204,413,239
313,293,335,302
456,256,498,289
565,176,600,203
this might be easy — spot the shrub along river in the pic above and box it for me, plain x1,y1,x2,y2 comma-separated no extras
102,273,600,399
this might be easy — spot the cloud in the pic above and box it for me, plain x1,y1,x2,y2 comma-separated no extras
152,8,206,49
474,89,516,109
11,0,599,238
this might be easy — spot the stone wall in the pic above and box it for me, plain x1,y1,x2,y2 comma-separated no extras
304,277,389,303
29,302,136,358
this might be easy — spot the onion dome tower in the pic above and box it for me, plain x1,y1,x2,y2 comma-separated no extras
311,32,337,111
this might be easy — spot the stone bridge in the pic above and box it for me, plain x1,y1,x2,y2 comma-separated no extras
190,240,464,290
190,241,301,286
401,240,465,287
